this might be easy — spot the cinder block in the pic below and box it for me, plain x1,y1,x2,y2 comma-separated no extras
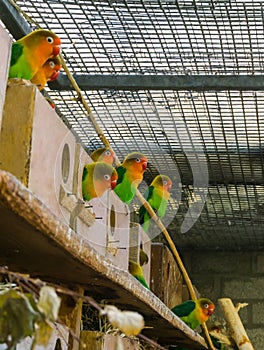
0,79,95,228
252,302,264,325
0,23,11,128
224,277,264,299
247,328,263,350
190,251,251,274
129,222,151,286
254,253,264,273
150,243,183,308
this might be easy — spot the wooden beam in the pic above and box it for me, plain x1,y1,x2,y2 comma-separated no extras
49,73,264,91
0,170,207,349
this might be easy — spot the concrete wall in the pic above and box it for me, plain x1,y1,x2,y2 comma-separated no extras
182,250,264,350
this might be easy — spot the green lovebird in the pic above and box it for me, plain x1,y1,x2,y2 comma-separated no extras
128,260,149,289
114,152,148,204
139,174,172,232
9,29,61,80
90,147,116,166
82,162,118,201
139,248,149,266
171,298,215,330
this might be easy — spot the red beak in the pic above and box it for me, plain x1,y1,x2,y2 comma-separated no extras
52,46,60,57
142,161,148,171
111,179,117,190
208,304,215,316
49,71,60,81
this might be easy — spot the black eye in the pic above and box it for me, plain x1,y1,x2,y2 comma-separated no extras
163,180,168,185
104,174,111,180
105,150,111,156
204,303,209,308
49,61,55,68
46,36,54,44
135,158,140,163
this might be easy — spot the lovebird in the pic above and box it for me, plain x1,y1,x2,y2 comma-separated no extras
139,174,172,232
171,298,215,330
31,56,61,90
114,152,148,204
128,260,149,289
9,29,61,80
139,248,149,266
82,162,118,201
90,147,116,165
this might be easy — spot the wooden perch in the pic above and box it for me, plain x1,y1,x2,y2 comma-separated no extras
218,298,254,350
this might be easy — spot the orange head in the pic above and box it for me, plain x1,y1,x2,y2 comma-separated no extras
123,152,148,176
151,174,172,192
92,162,118,197
42,56,61,82
47,56,62,81
198,298,215,321
22,29,61,59
90,148,116,166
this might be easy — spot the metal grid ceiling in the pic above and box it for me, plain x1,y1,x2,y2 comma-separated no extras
3,0,264,250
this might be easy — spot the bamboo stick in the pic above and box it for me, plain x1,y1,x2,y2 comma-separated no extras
218,298,254,350
5,4,215,348
59,55,216,350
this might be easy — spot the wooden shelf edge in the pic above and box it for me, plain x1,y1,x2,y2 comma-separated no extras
0,170,207,349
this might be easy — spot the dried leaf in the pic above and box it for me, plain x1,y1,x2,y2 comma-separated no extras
37,286,61,322
102,305,144,336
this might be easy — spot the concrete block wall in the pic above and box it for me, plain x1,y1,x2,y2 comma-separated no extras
182,250,264,350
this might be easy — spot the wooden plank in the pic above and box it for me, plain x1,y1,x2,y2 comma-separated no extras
0,23,11,129
0,170,207,349
150,243,183,309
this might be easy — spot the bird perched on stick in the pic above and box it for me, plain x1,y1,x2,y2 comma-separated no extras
90,147,116,166
82,162,118,201
114,152,148,204
139,174,172,232
31,56,61,90
139,248,149,266
9,29,61,80
128,260,149,289
171,298,215,330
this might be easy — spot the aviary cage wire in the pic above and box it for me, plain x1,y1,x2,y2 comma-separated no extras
2,0,264,250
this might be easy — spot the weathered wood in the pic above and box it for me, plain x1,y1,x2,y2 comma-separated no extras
0,23,11,128
59,287,84,350
150,243,183,308
0,170,207,349
80,332,140,350
218,298,254,350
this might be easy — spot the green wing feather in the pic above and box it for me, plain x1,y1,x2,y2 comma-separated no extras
82,165,88,181
134,275,149,289
10,43,23,66
139,186,154,224
116,165,126,185
171,300,196,318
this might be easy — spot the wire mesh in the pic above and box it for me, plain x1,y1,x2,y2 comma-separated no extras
4,0,264,250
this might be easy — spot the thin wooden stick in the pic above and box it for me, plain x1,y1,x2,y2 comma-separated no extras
218,298,254,350
59,53,216,350
6,4,215,348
